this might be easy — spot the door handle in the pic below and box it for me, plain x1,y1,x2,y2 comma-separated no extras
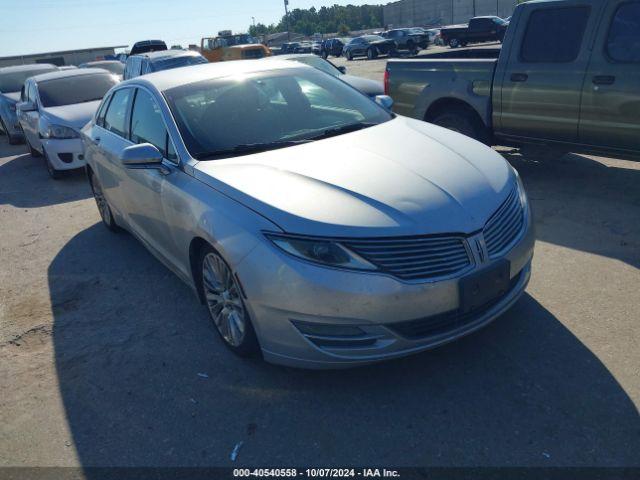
510,73,528,82
592,75,615,86
91,137,101,145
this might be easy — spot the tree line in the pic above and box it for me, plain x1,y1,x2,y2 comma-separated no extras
248,4,384,37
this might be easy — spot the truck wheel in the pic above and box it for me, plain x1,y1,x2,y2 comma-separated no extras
431,106,489,144
449,38,460,48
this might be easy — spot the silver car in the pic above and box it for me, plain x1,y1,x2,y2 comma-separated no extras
0,64,57,144
17,68,118,178
82,60,534,368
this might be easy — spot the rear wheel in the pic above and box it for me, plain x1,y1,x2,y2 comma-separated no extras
449,38,460,48
346,50,353,61
431,106,489,144
89,169,120,231
322,50,328,59
407,40,418,56
199,246,259,356
367,47,377,60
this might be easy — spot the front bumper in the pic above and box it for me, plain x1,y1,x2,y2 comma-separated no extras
236,213,535,369
42,138,86,170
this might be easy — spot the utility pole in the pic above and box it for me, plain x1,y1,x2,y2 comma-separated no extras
284,0,291,41
252,16,256,28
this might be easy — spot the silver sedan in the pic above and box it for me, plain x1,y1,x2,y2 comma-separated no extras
81,60,534,368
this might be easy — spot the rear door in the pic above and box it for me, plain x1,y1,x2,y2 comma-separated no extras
578,0,640,154
496,1,598,143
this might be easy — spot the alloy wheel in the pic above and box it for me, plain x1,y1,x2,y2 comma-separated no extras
202,252,247,347
92,175,112,225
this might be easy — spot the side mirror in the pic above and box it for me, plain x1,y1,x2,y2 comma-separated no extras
374,95,394,110
17,101,36,112
338,66,347,74
120,143,165,170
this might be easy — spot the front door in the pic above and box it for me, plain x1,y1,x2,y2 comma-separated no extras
119,87,180,267
496,1,598,143
21,82,41,149
578,0,640,154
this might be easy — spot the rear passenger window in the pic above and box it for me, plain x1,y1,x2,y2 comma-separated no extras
606,2,640,63
130,89,169,157
520,7,590,63
104,88,131,137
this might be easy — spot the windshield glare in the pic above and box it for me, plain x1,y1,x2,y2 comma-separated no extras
164,68,392,159
0,67,56,93
38,74,118,107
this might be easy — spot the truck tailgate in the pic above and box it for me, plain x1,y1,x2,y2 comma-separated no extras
386,58,498,122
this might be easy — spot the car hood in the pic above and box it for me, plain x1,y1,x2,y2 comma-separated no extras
341,75,384,97
42,100,101,130
194,117,514,238
0,91,21,103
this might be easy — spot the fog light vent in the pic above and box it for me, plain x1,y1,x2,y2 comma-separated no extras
292,321,378,349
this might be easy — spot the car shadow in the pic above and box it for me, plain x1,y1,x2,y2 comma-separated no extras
0,147,91,208
50,224,640,469
502,149,640,270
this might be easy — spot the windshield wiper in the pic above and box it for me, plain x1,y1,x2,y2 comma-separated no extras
196,139,313,160
308,122,377,141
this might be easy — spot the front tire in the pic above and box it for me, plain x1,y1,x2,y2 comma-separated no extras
366,47,377,60
89,169,120,231
449,38,460,48
199,247,259,356
346,50,353,61
43,149,62,179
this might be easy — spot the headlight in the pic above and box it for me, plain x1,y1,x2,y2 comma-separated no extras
512,166,528,208
45,125,79,139
265,233,376,271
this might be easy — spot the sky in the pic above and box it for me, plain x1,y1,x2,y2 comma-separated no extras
1,0,385,57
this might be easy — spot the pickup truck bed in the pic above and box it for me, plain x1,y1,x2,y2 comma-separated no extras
385,0,640,160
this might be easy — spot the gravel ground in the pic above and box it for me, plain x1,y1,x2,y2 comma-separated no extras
0,56,639,470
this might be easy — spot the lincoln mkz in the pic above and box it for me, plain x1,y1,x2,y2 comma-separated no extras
81,60,534,368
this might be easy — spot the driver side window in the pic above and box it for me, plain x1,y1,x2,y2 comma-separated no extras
130,88,176,163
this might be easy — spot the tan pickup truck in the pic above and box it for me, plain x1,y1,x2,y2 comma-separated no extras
385,0,640,160
200,32,271,62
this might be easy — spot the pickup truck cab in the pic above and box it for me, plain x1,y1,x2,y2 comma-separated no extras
386,0,640,160
440,16,509,48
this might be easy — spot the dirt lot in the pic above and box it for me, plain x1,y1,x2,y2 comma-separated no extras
0,55,639,470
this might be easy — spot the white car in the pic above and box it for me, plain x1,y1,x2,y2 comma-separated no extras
17,68,118,178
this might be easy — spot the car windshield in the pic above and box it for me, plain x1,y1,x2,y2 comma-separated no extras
0,67,56,93
88,62,124,75
492,17,507,25
289,56,341,77
38,73,118,107
153,55,208,72
409,28,424,34
164,67,392,160
362,35,384,42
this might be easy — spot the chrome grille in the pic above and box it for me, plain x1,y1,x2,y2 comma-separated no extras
343,236,472,281
483,188,524,258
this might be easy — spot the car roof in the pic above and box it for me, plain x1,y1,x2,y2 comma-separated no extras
0,64,57,74
29,68,112,83
131,49,201,61
271,54,317,61
121,59,310,92
132,40,165,46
